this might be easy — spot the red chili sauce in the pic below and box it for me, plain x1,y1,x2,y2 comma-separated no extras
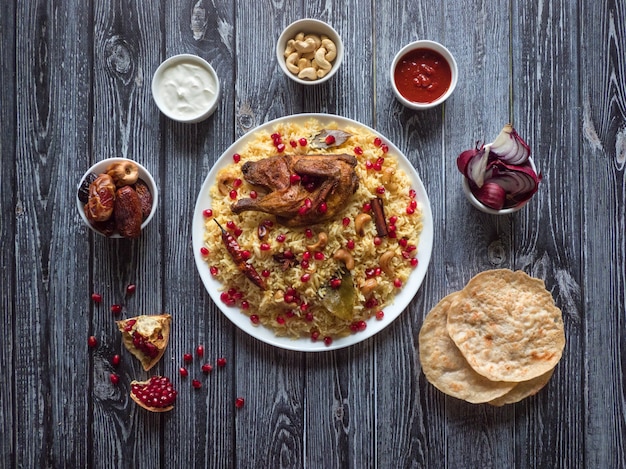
394,48,452,104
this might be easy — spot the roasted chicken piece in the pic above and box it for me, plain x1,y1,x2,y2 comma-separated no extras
231,153,359,226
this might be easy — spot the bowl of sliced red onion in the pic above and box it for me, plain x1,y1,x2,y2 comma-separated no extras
458,124,541,215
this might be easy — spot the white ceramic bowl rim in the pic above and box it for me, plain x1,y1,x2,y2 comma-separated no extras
76,157,159,237
276,18,344,85
151,53,220,123
461,156,537,215
390,39,458,110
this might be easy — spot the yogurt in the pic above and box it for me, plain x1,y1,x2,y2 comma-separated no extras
152,54,219,123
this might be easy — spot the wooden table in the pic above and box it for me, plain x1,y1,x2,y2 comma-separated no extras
2,0,624,467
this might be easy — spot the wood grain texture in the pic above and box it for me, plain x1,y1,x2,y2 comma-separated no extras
2,0,626,467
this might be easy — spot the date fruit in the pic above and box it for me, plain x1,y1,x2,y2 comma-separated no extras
134,179,153,220
114,186,143,238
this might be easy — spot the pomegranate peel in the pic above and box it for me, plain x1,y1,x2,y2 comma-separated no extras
117,314,172,371
130,376,177,412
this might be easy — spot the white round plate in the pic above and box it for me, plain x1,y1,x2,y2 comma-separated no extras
192,113,433,351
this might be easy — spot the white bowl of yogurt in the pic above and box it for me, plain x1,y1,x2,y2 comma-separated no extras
152,54,220,123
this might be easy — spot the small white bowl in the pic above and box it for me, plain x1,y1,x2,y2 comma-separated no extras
276,18,344,85
152,54,220,123
77,158,158,238
390,40,458,110
461,157,538,215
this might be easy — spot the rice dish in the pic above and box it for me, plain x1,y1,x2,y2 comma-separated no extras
201,118,423,343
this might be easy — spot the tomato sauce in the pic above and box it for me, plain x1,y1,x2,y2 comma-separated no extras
394,48,452,104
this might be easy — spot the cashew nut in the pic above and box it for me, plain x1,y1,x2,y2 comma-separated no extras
304,34,322,49
286,52,300,74
284,39,296,58
321,37,337,61
306,232,328,251
360,278,378,295
314,47,331,70
379,250,397,277
298,67,318,81
294,38,316,54
333,249,354,270
297,57,312,70
355,213,372,236
317,68,330,78
381,166,396,184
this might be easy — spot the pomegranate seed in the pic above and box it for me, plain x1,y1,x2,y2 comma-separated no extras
410,258,419,267
276,315,286,324
283,250,294,259
283,293,295,303
342,217,350,226
217,357,227,368
354,146,363,155
126,284,136,295
111,354,121,366
261,269,270,278
203,208,213,218
304,198,312,209
192,379,202,389
304,229,313,238
210,266,219,276
398,238,408,247
183,353,193,363
373,237,382,246
250,314,259,324
196,345,204,357
358,321,367,331
285,310,295,318
233,178,242,188
290,174,301,185
381,144,389,153
314,252,325,261
363,202,371,212
376,310,385,320
226,220,236,230
305,312,314,321
300,303,309,312
233,153,241,163
276,143,286,153
389,230,397,239
376,186,385,195
407,244,417,252
229,190,237,200
325,135,336,145
323,336,333,346
347,239,355,250
235,397,245,408
394,278,402,288
88,336,98,348
250,190,258,199
311,330,320,341
200,247,210,256
409,189,416,198
290,140,297,148
365,298,379,308
330,278,342,289
241,301,250,309
301,273,311,282
365,160,373,170
260,243,271,251
276,234,286,243
406,206,415,215
271,132,281,141
111,304,122,316
110,373,120,385
302,252,311,263
409,199,418,210
241,250,251,260
234,227,243,237
91,293,102,303
389,216,398,224
202,363,213,373
318,202,328,214
374,137,382,147
299,138,307,146
179,367,188,377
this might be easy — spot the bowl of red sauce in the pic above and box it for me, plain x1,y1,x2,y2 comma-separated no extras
390,40,458,110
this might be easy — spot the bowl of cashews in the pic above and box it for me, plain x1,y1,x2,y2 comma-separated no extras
276,18,344,85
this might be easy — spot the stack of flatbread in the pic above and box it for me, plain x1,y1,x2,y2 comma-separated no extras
418,269,565,405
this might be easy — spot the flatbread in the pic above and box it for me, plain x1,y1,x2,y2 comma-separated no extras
418,292,517,403
488,368,555,406
446,269,565,382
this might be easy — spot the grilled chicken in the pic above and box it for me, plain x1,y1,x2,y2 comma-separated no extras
231,153,359,226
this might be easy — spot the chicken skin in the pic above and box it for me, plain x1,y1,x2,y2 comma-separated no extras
231,153,359,227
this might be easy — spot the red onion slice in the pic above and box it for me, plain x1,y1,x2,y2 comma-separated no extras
488,123,531,165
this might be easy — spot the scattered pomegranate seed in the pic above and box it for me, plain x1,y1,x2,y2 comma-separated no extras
347,239,355,250
318,202,328,214
250,190,258,199
192,379,202,389
323,336,333,346
365,298,379,308
110,373,120,385
301,273,311,282
210,266,219,276
314,252,325,261
271,132,281,141
260,242,271,251
325,135,336,145
226,220,236,230
200,247,210,256
299,138,307,146
363,202,372,212
233,153,241,163
277,143,286,153
111,354,121,366
330,278,342,289
389,216,398,224
398,238,408,247
304,229,313,238
202,363,213,373
241,300,250,309
311,330,320,341
91,293,102,303
203,208,213,218
179,367,188,377
373,237,382,246
410,258,419,267
300,303,309,312
233,178,242,188
305,312,314,322
235,397,245,408
216,357,227,368
234,227,243,237
111,304,122,316
276,234,286,243
342,217,350,226
183,353,193,363
376,310,385,320
374,137,382,147
276,315,286,324
381,144,389,153
365,160,373,170
196,345,204,358
376,186,385,195
250,314,259,324
409,189,416,198
394,278,402,288
409,199,418,210
289,140,297,148
126,284,136,295
406,206,415,215
229,190,237,200
88,336,98,348
261,269,270,278
290,174,301,185
241,250,251,260
354,146,363,155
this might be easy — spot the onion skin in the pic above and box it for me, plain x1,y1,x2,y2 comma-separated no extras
457,124,540,210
